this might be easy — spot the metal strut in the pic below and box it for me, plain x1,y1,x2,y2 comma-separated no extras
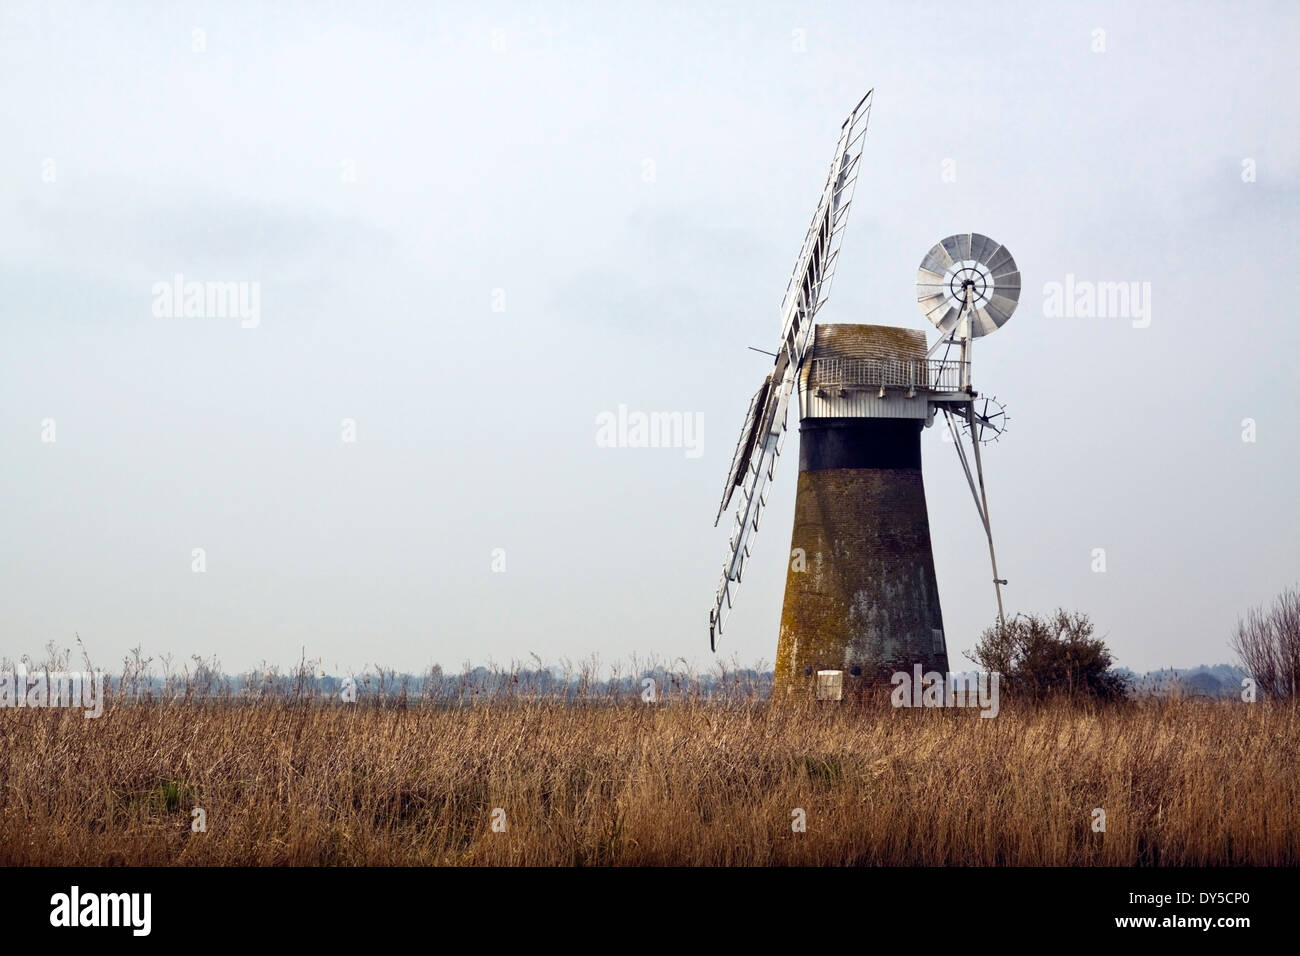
944,289,1007,628
966,402,1007,627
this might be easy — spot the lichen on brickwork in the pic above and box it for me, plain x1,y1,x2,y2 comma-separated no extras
775,460,948,698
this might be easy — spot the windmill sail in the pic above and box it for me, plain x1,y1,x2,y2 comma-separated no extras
709,90,874,649
714,374,771,525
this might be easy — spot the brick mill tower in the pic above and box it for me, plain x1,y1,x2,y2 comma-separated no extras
706,95,1022,701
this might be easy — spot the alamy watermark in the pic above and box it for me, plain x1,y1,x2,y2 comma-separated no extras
595,405,703,459
890,665,999,718
50,886,150,936
0,666,105,718
1043,274,1151,328
152,273,260,328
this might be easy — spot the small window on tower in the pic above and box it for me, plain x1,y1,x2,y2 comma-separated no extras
932,629,946,654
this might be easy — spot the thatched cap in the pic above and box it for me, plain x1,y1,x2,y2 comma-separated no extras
810,323,927,362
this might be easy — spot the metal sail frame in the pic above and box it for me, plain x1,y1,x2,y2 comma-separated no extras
709,90,874,650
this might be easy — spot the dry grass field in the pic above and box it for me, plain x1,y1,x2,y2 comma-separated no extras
1,693,1296,866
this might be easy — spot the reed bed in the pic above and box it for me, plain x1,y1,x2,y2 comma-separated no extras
1,690,1294,865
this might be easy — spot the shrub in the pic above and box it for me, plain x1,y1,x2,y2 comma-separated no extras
968,609,1128,701
1231,586,1300,700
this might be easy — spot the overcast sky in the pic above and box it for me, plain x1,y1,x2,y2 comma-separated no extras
2,1,1297,677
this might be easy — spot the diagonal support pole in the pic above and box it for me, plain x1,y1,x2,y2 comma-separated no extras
967,401,1007,628
943,287,1008,629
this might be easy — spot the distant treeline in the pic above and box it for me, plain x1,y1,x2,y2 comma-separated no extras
2,644,1252,703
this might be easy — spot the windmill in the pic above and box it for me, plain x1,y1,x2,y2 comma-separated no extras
708,92,1020,699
